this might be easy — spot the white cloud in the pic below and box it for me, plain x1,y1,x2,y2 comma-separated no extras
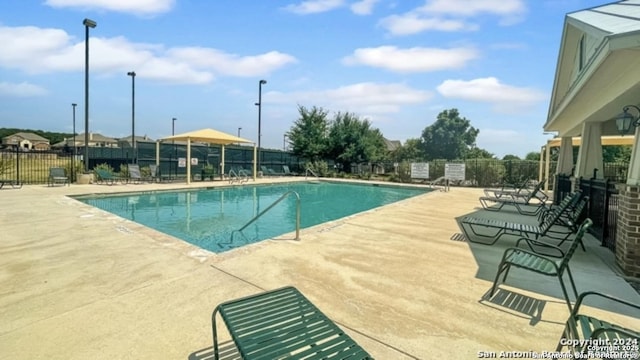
343,46,478,73
44,0,175,16
167,48,298,77
379,0,527,35
268,82,432,116
0,82,48,97
418,0,526,18
283,0,344,14
350,0,379,15
437,77,547,113
379,15,475,35
0,25,297,85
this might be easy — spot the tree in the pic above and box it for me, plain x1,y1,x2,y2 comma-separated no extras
326,112,387,172
466,147,495,159
392,138,424,162
502,154,520,161
525,152,540,161
603,145,632,163
288,106,330,161
421,109,479,160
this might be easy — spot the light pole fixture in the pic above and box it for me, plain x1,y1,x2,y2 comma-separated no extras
172,117,177,176
238,127,242,138
255,79,267,170
71,103,77,183
82,18,96,173
283,133,287,151
127,71,136,163
616,105,640,135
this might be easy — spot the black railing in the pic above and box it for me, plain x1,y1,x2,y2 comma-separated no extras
577,177,618,251
553,174,573,205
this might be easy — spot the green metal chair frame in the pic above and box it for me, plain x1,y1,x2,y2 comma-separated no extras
556,291,640,353
94,168,125,185
489,218,592,312
212,286,373,360
48,167,69,187
461,191,580,246
478,179,548,215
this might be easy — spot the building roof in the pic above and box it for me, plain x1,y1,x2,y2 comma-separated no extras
568,1,640,35
4,132,49,142
545,0,640,136
383,138,402,151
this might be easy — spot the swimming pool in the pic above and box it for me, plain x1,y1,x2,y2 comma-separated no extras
77,181,430,252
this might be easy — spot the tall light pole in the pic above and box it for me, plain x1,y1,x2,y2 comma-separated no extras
172,117,177,176
283,133,287,151
127,71,136,163
237,127,242,138
71,103,77,183
82,18,96,173
255,79,267,170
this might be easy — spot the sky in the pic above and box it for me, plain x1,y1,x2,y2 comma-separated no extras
0,0,609,158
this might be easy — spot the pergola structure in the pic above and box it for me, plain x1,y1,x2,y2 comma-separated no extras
538,135,635,191
160,128,255,184
544,0,640,277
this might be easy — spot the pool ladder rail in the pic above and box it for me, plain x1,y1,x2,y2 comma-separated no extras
305,168,319,180
228,169,249,184
227,190,301,247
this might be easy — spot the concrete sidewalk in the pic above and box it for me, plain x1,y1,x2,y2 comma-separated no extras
0,180,638,359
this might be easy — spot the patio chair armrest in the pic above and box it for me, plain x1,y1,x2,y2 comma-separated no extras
573,291,640,316
515,237,565,258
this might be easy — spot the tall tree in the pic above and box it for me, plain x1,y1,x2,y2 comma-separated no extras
327,112,386,172
421,109,479,160
288,106,330,161
467,147,495,159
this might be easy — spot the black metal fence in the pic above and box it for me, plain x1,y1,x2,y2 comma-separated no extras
0,143,306,184
555,175,619,252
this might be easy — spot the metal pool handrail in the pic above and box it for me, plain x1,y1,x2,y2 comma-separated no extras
305,168,319,179
237,190,301,241
228,169,248,184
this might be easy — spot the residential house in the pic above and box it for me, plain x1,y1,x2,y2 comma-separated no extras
2,132,50,150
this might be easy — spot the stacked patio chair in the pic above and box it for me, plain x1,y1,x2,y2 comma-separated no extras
483,178,533,198
478,179,549,215
461,191,581,246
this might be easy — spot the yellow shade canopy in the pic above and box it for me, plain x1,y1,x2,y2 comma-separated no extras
161,128,253,145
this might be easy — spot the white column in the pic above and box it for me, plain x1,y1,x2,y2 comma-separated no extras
574,122,603,179
626,127,640,185
556,136,574,175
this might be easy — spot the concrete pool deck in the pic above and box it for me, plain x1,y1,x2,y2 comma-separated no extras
1,178,639,359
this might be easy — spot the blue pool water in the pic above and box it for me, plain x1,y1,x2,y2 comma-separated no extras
77,181,430,252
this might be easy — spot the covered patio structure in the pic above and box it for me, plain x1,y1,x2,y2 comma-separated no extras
159,128,256,184
545,0,640,277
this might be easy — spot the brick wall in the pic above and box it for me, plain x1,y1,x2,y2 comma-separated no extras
615,184,640,278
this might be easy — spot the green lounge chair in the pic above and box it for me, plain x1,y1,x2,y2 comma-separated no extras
128,164,143,184
0,179,23,189
461,191,580,246
94,168,125,185
489,218,592,312
212,286,373,360
479,179,548,215
48,167,69,187
483,178,532,198
282,165,297,176
556,291,640,353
